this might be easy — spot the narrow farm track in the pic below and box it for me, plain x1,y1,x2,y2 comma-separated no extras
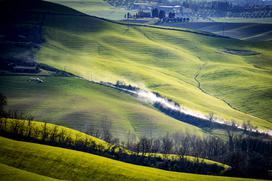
193,61,246,115
194,62,206,90
3,0,271,134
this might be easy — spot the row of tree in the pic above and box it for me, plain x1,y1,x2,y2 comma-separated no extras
125,9,167,19
1,115,271,179
0,117,226,175
124,133,272,179
1,93,271,179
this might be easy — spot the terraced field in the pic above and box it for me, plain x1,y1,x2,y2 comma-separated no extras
0,136,264,181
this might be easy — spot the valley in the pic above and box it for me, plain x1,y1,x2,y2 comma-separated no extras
0,0,271,180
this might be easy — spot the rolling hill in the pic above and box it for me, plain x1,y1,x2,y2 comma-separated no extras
0,136,264,181
46,0,272,41
158,22,272,41
0,118,229,168
0,163,61,181
212,18,272,24
0,0,272,136
0,1,271,180
0,76,207,140
46,0,134,20
37,1,272,129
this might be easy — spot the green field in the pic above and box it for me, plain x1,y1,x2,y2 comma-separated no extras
0,76,207,140
1,118,112,150
29,1,272,131
0,136,264,181
0,118,229,169
212,18,272,24
0,0,271,134
160,22,272,41
46,0,135,20
0,163,61,181
0,1,271,180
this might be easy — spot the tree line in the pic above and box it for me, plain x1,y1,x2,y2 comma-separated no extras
94,116,272,179
0,93,271,179
0,118,226,176
0,93,227,175
124,132,272,179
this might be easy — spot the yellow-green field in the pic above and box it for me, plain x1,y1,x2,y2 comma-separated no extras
1,118,112,150
212,18,272,24
46,0,135,20
31,1,272,131
0,118,229,169
0,136,265,181
159,22,272,41
0,1,271,180
0,76,207,140
0,163,61,181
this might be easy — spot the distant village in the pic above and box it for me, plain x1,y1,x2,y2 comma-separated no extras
107,0,272,22
125,6,190,23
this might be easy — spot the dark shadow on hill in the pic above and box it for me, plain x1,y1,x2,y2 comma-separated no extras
157,22,272,41
224,49,260,56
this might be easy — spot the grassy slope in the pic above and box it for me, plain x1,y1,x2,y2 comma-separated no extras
212,18,272,24
1,118,112,150
159,22,272,41
46,0,134,20
0,118,228,168
0,76,207,140
0,136,264,181
32,1,272,130
0,163,61,181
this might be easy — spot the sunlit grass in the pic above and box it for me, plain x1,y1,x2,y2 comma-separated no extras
36,9,272,131
0,163,61,181
0,136,265,181
0,76,206,141
0,118,228,169
46,0,135,20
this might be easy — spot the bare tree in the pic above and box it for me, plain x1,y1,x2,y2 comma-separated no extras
126,130,136,149
41,122,49,142
0,118,7,130
179,136,190,158
26,119,33,138
0,93,7,116
151,139,161,153
208,112,214,129
162,134,173,154
49,125,58,144
137,136,152,156
10,119,21,135
100,116,112,143
59,128,67,145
